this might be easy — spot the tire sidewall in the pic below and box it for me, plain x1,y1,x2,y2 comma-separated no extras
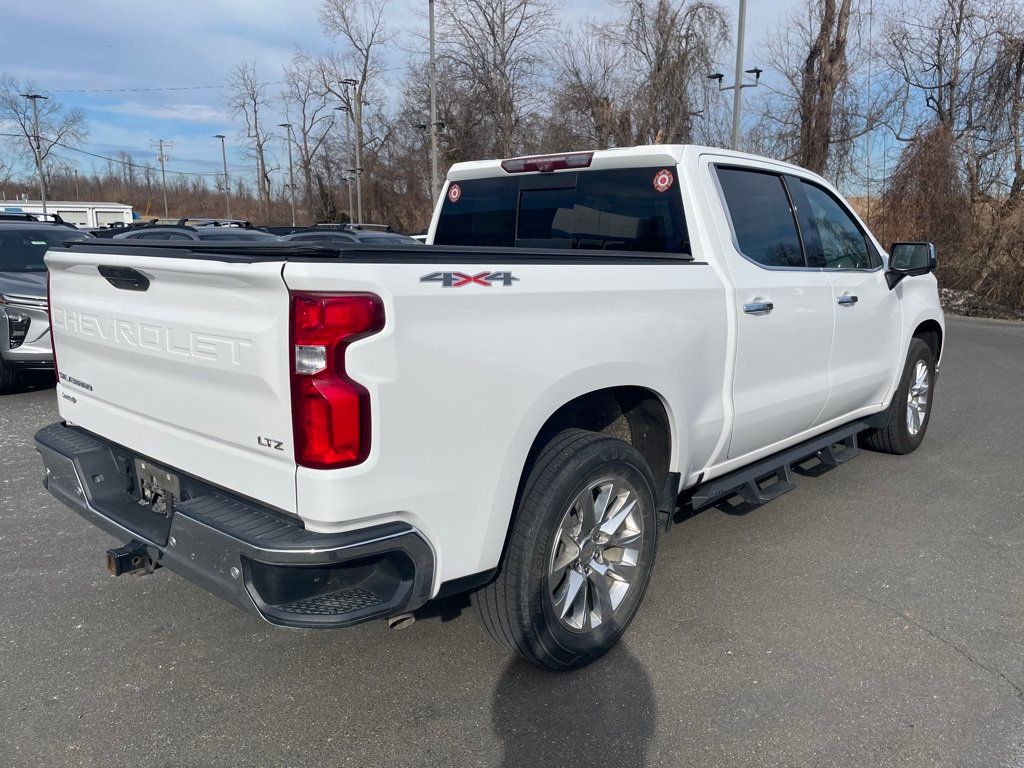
896,339,936,451
523,443,659,665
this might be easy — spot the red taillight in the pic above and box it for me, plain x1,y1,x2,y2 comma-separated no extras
289,292,384,469
500,151,593,174
47,269,58,383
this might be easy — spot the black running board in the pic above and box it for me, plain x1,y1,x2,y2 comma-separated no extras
688,420,870,512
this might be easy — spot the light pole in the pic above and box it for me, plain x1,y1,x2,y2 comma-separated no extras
333,105,355,223
278,123,297,227
341,78,362,224
731,0,748,150
428,0,439,203
213,134,231,219
707,0,760,150
21,93,49,215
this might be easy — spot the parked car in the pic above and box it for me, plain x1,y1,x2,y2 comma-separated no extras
284,229,422,246
0,222,91,392
36,145,943,670
112,225,283,242
176,217,255,229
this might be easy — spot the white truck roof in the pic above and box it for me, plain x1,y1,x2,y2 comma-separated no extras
446,144,812,182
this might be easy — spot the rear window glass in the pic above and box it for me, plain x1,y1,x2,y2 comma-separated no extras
434,167,690,254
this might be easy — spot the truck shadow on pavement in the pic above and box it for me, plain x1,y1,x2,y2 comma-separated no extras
490,645,656,768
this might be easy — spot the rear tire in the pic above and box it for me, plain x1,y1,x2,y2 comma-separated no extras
862,338,935,455
473,428,659,671
0,357,18,395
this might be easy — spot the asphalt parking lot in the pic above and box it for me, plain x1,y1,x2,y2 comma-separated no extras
1,315,1022,768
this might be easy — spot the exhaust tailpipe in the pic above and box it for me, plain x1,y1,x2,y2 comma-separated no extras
387,613,416,630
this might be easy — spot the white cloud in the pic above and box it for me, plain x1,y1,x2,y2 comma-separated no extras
93,102,231,125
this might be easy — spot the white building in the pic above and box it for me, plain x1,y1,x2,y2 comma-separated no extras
0,200,134,228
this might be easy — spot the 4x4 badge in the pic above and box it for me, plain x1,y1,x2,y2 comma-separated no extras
420,271,519,287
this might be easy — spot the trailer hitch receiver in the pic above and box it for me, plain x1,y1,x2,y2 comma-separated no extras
106,541,159,576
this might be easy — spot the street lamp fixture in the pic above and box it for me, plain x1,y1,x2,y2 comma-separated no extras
707,0,759,149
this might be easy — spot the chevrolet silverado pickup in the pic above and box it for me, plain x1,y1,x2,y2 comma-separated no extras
35,145,944,670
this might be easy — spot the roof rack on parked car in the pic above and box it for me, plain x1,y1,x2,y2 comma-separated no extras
176,217,254,229
0,211,78,228
339,223,391,232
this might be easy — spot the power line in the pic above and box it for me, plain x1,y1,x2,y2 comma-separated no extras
0,132,258,177
49,81,284,95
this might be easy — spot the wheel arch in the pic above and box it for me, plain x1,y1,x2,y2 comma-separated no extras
913,319,943,363
525,385,674,485
478,384,677,580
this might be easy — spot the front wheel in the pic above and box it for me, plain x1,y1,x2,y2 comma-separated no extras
473,429,659,670
862,338,936,454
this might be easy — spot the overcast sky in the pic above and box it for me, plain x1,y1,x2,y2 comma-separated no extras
2,0,804,179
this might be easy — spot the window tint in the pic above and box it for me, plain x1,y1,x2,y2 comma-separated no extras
0,228,86,271
434,167,690,253
434,177,517,247
798,181,874,269
137,232,170,240
517,187,575,245
716,167,805,267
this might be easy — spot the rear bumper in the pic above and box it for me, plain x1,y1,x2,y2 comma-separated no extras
34,422,434,629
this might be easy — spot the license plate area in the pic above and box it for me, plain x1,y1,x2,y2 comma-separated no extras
134,458,181,518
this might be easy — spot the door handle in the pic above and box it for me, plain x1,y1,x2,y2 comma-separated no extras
743,301,774,315
837,294,859,306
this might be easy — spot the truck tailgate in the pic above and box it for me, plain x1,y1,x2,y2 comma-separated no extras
46,249,297,513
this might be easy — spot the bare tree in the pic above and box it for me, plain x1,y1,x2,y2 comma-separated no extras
756,0,896,179
877,0,1024,310
437,0,557,156
0,76,87,184
549,1,729,150
227,63,273,218
283,51,338,218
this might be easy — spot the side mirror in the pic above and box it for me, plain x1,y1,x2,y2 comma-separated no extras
886,242,936,289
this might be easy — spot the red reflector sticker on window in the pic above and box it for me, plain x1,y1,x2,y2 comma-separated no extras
653,169,674,192
448,183,462,203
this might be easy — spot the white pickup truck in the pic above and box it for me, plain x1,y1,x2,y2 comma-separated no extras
36,145,944,670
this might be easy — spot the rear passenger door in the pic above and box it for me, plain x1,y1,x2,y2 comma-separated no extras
789,179,901,422
712,164,836,460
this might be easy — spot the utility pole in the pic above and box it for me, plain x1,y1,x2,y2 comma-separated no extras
341,78,362,224
72,167,79,201
428,0,439,203
279,123,297,227
21,93,49,215
334,105,355,223
151,139,172,218
213,134,232,219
